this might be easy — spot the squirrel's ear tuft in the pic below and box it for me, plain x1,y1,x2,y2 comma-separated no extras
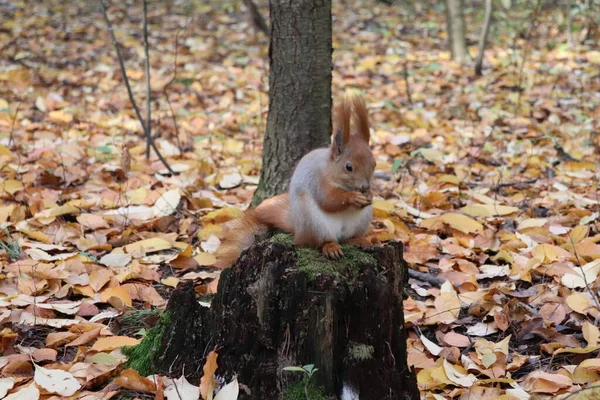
331,94,352,160
351,95,370,143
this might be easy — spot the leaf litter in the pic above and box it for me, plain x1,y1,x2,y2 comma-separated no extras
1,0,600,399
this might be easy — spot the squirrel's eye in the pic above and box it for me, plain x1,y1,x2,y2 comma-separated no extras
345,162,353,172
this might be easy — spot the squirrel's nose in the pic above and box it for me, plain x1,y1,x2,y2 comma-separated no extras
361,183,370,192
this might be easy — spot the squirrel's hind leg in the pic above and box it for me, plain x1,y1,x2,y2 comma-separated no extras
322,241,343,259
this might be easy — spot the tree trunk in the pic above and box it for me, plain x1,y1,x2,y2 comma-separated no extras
475,0,493,76
445,0,468,63
130,237,419,399
252,0,332,206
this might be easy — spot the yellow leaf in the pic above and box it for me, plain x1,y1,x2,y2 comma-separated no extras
124,187,150,205
421,213,483,234
91,336,140,352
100,287,132,308
0,144,12,157
0,180,24,195
373,199,394,212
35,204,81,219
372,199,395,218
416,148,444,162
124,238,173,255
198,224,223,241
0,205,14,224
533,244,570,263
566,293,589,314
517,218,548,230
202,207,243,224
194,252,217,266
48,109,73,123
569,225,589,244
573,358,600,384
437,174,460,185
461,204,519,217
161,277,179,288
554,344,600,355
582,321,599,347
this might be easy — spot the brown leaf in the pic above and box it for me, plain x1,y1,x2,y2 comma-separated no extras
114,368,156,392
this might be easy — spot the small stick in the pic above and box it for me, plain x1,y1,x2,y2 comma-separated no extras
143,0,151,159
99,0,175,175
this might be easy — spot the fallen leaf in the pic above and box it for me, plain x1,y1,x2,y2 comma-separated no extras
200,350,218,400
91,336,140,352
34,364,81,396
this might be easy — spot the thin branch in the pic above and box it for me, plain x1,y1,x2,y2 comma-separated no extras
490,178,539,191
474,0,493,76
8,101,22,149
408,269,445,287
163,18,191,153
143,0,152,159
99,0,175,175
243,0,269,36
515,0,544,113
567,0,574,48
403,61,412,105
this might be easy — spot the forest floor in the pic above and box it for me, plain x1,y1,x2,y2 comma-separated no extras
1,0,600,399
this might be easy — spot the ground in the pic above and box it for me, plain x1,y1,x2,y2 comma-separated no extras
0,0,600,399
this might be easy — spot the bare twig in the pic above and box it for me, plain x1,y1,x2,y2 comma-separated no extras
567,0,574,48
490,178,539,191
562,385,600,400
408,269,445,287
403,61,412,105
243,0,269,36
99,0,175,175
474,0,493,76
8,101,22,149
143,0,151,158
163,18,191,153
515,0,544,113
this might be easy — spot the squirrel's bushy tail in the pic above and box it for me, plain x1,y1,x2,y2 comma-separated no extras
215,193,292,269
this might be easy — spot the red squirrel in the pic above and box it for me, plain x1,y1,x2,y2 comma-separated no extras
216,93,375,268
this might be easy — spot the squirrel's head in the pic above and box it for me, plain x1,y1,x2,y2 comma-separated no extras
328,95,375,193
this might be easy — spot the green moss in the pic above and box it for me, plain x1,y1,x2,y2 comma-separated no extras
269,232,295,245
267,233,378,282
283,379,328,400
122,311,171,377
296,244,376,282
347,342,374,361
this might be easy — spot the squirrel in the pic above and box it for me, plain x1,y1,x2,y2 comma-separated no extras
216,93,376,268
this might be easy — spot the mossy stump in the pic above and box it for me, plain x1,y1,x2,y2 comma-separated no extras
130,236,419,399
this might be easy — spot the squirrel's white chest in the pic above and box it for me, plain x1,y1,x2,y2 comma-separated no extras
303,196,372,243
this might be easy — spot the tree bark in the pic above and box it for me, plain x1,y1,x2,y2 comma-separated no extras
252,0,332,206
134,238,419,399
475,0,493,76
445,0,468,63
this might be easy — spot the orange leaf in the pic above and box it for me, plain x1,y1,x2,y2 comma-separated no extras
91,336,139,352
114,368,157,392
200,350,218,400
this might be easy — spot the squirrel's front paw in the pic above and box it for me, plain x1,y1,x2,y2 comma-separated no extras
322,241,343,260
349,191,371,208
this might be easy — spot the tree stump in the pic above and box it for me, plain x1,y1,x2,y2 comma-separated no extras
127,235,419,399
